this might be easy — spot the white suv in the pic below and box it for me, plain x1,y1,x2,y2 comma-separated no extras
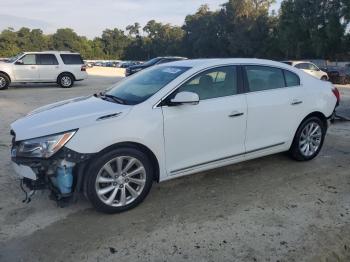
0,51,88,89
10,59,339,213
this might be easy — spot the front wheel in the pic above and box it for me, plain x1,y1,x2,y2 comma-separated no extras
86,147,154,213
289,117,326,161
58,74,74,88
321,76,328,81
0,73,10,90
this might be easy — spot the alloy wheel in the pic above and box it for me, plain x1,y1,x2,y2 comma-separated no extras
95,156,146,207
0,77,6,88
61,76,72,87
298,121,322,157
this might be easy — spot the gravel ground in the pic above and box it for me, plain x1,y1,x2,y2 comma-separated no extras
0,71,349,262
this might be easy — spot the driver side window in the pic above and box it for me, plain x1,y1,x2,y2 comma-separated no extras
20,54,37,65
177,66,237,100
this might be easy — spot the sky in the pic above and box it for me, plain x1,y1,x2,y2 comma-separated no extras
0,0,282,39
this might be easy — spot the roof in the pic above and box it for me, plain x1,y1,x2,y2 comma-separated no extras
157,56,187,59
282,60,312,65
23,51,81,55
167,58,297,70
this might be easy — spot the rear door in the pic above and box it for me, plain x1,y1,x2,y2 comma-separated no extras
37,54,60,81
13,54,39,81
244,65,305,152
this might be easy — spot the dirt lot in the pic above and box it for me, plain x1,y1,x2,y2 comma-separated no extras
0,69,350,262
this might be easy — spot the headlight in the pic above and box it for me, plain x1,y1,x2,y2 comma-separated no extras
16,130,76,158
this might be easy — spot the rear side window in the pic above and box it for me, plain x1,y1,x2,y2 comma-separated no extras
37,54,58,65
245,66,285,92
60,54,83,65
295,63,312,70
284,70,300,87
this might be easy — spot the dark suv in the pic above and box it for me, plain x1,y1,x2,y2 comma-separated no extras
125,57,187,76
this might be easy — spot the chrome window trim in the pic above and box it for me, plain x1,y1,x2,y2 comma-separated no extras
152,62,303,108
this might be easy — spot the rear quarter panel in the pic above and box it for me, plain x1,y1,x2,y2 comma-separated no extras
301,72,336,118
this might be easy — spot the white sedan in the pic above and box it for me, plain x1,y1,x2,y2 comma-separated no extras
282,61,329,81
10,59,339,213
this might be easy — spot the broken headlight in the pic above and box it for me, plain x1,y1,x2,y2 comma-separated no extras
16,130,76,158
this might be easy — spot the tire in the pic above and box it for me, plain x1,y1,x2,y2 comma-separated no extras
0,73,10,90
289,116,326,161
86,147,154,213
58,73,74,88
321,76,328,81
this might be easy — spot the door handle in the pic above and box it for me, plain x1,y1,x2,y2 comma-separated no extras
291,100,303,106
229,111,244,118
31,66,36,69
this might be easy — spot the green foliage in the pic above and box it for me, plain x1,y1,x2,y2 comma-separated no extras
0,0,349,60
278,0,348,59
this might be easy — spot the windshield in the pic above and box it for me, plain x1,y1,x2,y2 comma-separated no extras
142,57,162,67
6,53,23,63
106,66,190,105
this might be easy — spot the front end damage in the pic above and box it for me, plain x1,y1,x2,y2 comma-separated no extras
11,130,94,205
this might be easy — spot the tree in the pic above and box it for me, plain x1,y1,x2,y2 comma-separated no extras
220,0,275,58
183,5,226,58
278,0,347,59
51,28,82,51
0,28,20,57
100,28,129,59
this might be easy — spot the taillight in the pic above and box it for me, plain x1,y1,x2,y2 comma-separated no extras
332,87,340,105
81,65,87,71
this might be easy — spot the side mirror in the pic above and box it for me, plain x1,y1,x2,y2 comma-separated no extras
170,91,199,106
15,60,23,65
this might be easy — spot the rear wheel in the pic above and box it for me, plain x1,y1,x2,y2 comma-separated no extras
289,117,326,161
58,73,74,88
0,73,10,90
86,147,154,213
321,76,328,81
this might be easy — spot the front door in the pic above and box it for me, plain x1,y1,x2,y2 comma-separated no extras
162,66,247,175
13,54,39,81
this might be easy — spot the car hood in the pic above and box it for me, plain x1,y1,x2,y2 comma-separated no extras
11,96,132,141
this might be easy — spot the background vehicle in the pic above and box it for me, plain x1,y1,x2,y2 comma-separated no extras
0,51,87,89
282,61,329,80
125,56,187,76
322,66,350,85
10,59,338,213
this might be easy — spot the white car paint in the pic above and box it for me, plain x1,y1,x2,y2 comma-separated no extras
283,61,329,80
0,51,87,84
11,59,337,183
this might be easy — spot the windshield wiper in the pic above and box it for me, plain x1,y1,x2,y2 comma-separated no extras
100,94,126,105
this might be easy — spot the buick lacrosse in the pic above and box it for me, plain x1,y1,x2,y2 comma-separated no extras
10,59,339,213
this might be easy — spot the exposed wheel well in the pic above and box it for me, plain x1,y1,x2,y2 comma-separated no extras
0,71,11,82
57,72,76,82
95,142,160,182
290,111,328,149
302,112,328,129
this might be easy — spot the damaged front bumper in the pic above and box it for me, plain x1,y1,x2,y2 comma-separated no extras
11,145,95,203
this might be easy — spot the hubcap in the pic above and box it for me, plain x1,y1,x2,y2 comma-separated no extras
299,122,322,157
0,77,6,88
95,156,146,207
61,76,72,86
